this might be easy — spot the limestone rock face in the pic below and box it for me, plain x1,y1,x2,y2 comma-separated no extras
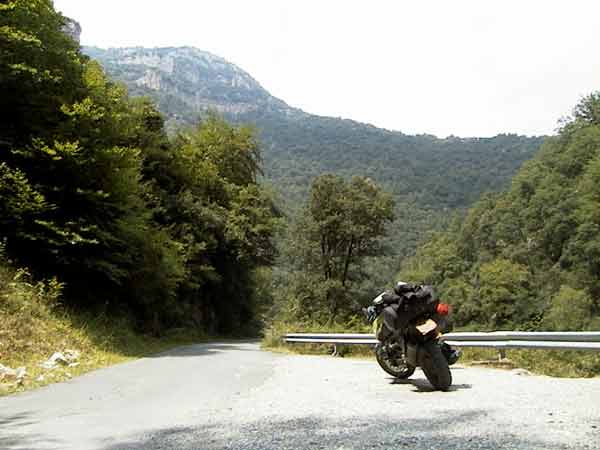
136,69,162,91
62,18,82,43
83,46,304,123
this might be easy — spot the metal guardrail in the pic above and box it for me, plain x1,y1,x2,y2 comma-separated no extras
284,332,600,351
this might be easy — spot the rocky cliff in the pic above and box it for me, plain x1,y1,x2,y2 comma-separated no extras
84,46,303,125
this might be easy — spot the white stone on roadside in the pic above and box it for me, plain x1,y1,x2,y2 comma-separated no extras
39,355,59,369
511,368,532,376
36,375,45,382
15,367,26,380
40,350,80,370
0,363,17,381
15,367,26,385
49,352,68,366
39,361,56,369
64,350,80,363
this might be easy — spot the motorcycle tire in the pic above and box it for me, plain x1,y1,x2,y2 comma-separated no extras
375,343,416,379
419,341,452,391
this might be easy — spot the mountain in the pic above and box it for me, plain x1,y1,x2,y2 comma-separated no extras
83,46,303,125
83,46,544,263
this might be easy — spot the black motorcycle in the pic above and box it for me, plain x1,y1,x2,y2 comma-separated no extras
364,293,459,391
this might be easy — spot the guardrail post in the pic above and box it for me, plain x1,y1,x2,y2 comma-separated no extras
498,349,506,361
331,344,338,357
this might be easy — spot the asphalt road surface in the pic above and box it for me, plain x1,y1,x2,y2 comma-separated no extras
1,341,599,450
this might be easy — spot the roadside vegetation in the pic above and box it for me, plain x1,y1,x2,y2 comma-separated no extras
0,252,208,396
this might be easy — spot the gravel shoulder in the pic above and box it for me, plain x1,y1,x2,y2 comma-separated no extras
1,342,599,450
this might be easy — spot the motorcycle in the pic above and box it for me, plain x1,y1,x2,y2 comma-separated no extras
364,293,459,391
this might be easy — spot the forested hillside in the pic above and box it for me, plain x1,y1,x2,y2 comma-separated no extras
0,0,279,335
400,94,600,332
84,46,545,262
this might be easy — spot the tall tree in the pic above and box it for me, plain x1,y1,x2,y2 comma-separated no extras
280,174,394,323
306,175,394,286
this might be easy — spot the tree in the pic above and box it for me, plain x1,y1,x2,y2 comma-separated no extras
305,175,394,287
542,286,593,331
0,0,83,150
144,117,280,333
477,259,532,328
284,174,394,323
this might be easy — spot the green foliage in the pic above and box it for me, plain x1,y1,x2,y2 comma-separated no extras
143,116,281,334
542,286,593,331
0,0,83,149
477,259,532,328
303,175,394,287
271,175,394,325
0,255,63,359
0,162,48,227
400,93,600,333
0,1,278,335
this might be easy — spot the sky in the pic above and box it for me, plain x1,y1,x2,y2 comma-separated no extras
53,0,600,138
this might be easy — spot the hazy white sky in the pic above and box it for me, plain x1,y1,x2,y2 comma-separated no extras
53,0,600,138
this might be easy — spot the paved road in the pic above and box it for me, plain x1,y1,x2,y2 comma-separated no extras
1,342,599,450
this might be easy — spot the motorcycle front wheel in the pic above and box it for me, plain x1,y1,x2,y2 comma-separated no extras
374,343,416,379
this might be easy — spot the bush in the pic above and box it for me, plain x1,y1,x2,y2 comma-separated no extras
0,258,63,362
542,285,593,331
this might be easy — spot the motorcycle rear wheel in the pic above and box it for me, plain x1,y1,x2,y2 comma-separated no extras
375,343,415,379
419,341,452,391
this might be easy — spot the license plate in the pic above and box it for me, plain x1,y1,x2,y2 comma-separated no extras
415,319,437,335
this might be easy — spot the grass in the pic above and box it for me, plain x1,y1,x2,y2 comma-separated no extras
457,347,600,377
0,262,207,396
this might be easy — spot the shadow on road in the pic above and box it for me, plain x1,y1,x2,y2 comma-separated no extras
389,377,473,392
95,410,552,450
0,411,61,450
0,412,36,428
148,341,261,358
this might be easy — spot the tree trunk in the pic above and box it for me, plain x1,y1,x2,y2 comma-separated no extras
342,237,354,286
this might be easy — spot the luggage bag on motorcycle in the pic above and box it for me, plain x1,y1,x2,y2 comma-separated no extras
391,285,439,331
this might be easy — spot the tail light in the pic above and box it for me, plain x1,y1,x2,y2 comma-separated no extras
436,303,450,315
